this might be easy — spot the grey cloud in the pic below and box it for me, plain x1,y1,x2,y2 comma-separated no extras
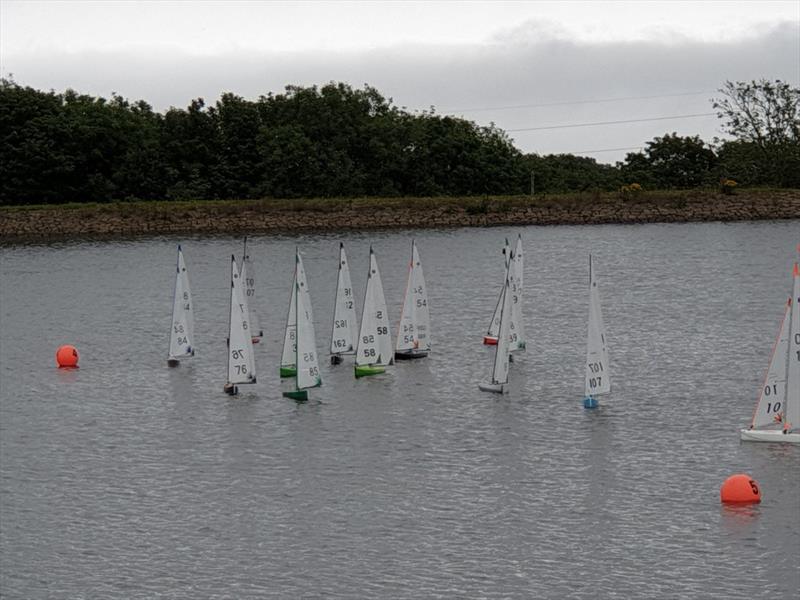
3,22,797,163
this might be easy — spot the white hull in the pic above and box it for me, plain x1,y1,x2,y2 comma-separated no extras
739,428,800,444
478,382,507,394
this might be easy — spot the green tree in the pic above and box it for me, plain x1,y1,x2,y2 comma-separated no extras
712,79,800,187
523,153,621,194
161,99,221,200
622,133,716,189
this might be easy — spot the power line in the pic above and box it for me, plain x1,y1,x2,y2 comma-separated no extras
506,112,717,132
569,146,644,155
442,90,716,113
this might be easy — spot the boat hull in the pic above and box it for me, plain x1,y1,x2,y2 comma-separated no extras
483,335,498,346
280,366,297,378
739,428,800,444
355,365,386,378
478,382,506,394
167,358,180,367
283,389,309,402
223,383,238,395
394,349,429,360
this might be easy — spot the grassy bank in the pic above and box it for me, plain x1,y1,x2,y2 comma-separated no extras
1,188,798,240
3,187,787,213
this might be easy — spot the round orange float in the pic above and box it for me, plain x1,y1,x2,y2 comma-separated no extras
56,345,79,368
720,474,761,504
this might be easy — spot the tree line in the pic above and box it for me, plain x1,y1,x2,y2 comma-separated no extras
0,78,797,205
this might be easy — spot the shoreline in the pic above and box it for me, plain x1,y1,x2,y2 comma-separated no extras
1,189,798,241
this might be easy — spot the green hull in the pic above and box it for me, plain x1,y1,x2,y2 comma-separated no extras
280,366,297,378
282,389,308,401
354,364,386,378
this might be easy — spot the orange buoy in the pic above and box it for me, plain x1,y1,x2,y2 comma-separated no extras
720,474,761,504
56,345,79,368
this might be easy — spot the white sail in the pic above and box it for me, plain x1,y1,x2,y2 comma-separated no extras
281,269,297,369
507,252,525,352
241,239,263,341
168,245,194,360
784,264,800,431
750,301,791,428
396,241,431,353
372,251,393,365
356,248,393,366
227,256,256,385
487,238,511,337
584,255,611,397
330,243,359,356
296,267,322,390
281,250,314,369
492,277,513,385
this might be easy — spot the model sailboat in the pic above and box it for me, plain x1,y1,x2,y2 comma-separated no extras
354,246,393,378
283,250,322,401
330,243,359,365
583,255,610,409
395,240,431,360
224,255,257,395
484,238,510,345
479,263,512,393
167,245,195,367
240,237,264,344
280,249,315,378
740,260,800,443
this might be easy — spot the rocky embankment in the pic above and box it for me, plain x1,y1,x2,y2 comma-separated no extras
1,191,798,240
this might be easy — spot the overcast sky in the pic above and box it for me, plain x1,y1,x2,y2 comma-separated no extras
2,1,798,163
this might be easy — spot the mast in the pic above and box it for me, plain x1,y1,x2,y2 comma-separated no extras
225,255,235,389
168,245,181,360
355,246,375,367
396,239,416,352
492,268,512,385
295,251,300,391
330,243,343,356
785,262,800,431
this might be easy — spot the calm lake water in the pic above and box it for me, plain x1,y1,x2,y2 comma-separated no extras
1,221,799,599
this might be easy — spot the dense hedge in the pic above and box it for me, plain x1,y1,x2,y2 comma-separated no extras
1,79,797,206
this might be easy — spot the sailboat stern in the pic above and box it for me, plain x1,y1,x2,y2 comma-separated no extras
483,335,499,346
355,364,386,378
583,396,599,409
283,389,309,402
478,382,507,394
223,383,238,395
167,358,180,368
739,428,800,443
394,348,429,360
